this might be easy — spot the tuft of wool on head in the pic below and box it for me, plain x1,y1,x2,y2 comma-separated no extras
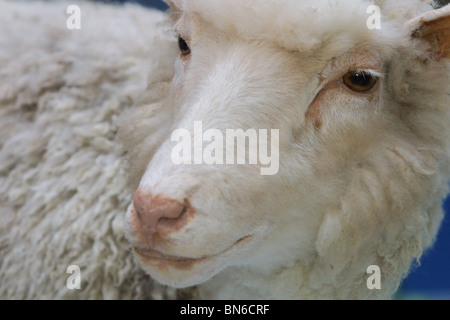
176,0,434,53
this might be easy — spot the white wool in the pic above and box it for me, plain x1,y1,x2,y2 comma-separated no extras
1,0,449,300
0,0,177,299
179,0,432,52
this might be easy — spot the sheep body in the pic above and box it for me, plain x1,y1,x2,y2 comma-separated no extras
0,0,176,299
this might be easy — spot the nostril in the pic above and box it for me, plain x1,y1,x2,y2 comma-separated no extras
157,200,190,227
158,203,186,222
133,190,194,233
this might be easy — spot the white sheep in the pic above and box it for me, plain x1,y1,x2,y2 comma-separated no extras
0,0,449,300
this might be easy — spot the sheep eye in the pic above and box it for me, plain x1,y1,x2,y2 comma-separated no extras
343,71,378,93
178,35,191,56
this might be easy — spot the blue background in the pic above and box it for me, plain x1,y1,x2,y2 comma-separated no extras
102,0,450,299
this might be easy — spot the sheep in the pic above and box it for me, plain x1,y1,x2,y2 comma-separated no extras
0,0,449,300
124,0,450,299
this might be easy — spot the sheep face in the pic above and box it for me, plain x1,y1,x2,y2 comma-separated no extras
123,1,450,297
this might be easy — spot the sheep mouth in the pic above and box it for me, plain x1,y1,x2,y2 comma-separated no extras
133,234,253,267
133,247,198,262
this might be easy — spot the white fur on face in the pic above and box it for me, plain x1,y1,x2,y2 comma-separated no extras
126,1,450,298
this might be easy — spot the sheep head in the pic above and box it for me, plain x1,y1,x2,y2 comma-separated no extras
121,1,450,299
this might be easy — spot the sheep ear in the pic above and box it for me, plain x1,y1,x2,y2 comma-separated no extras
164,0,182,10
409,5,450,60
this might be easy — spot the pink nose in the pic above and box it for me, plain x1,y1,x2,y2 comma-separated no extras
132,190,193,238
